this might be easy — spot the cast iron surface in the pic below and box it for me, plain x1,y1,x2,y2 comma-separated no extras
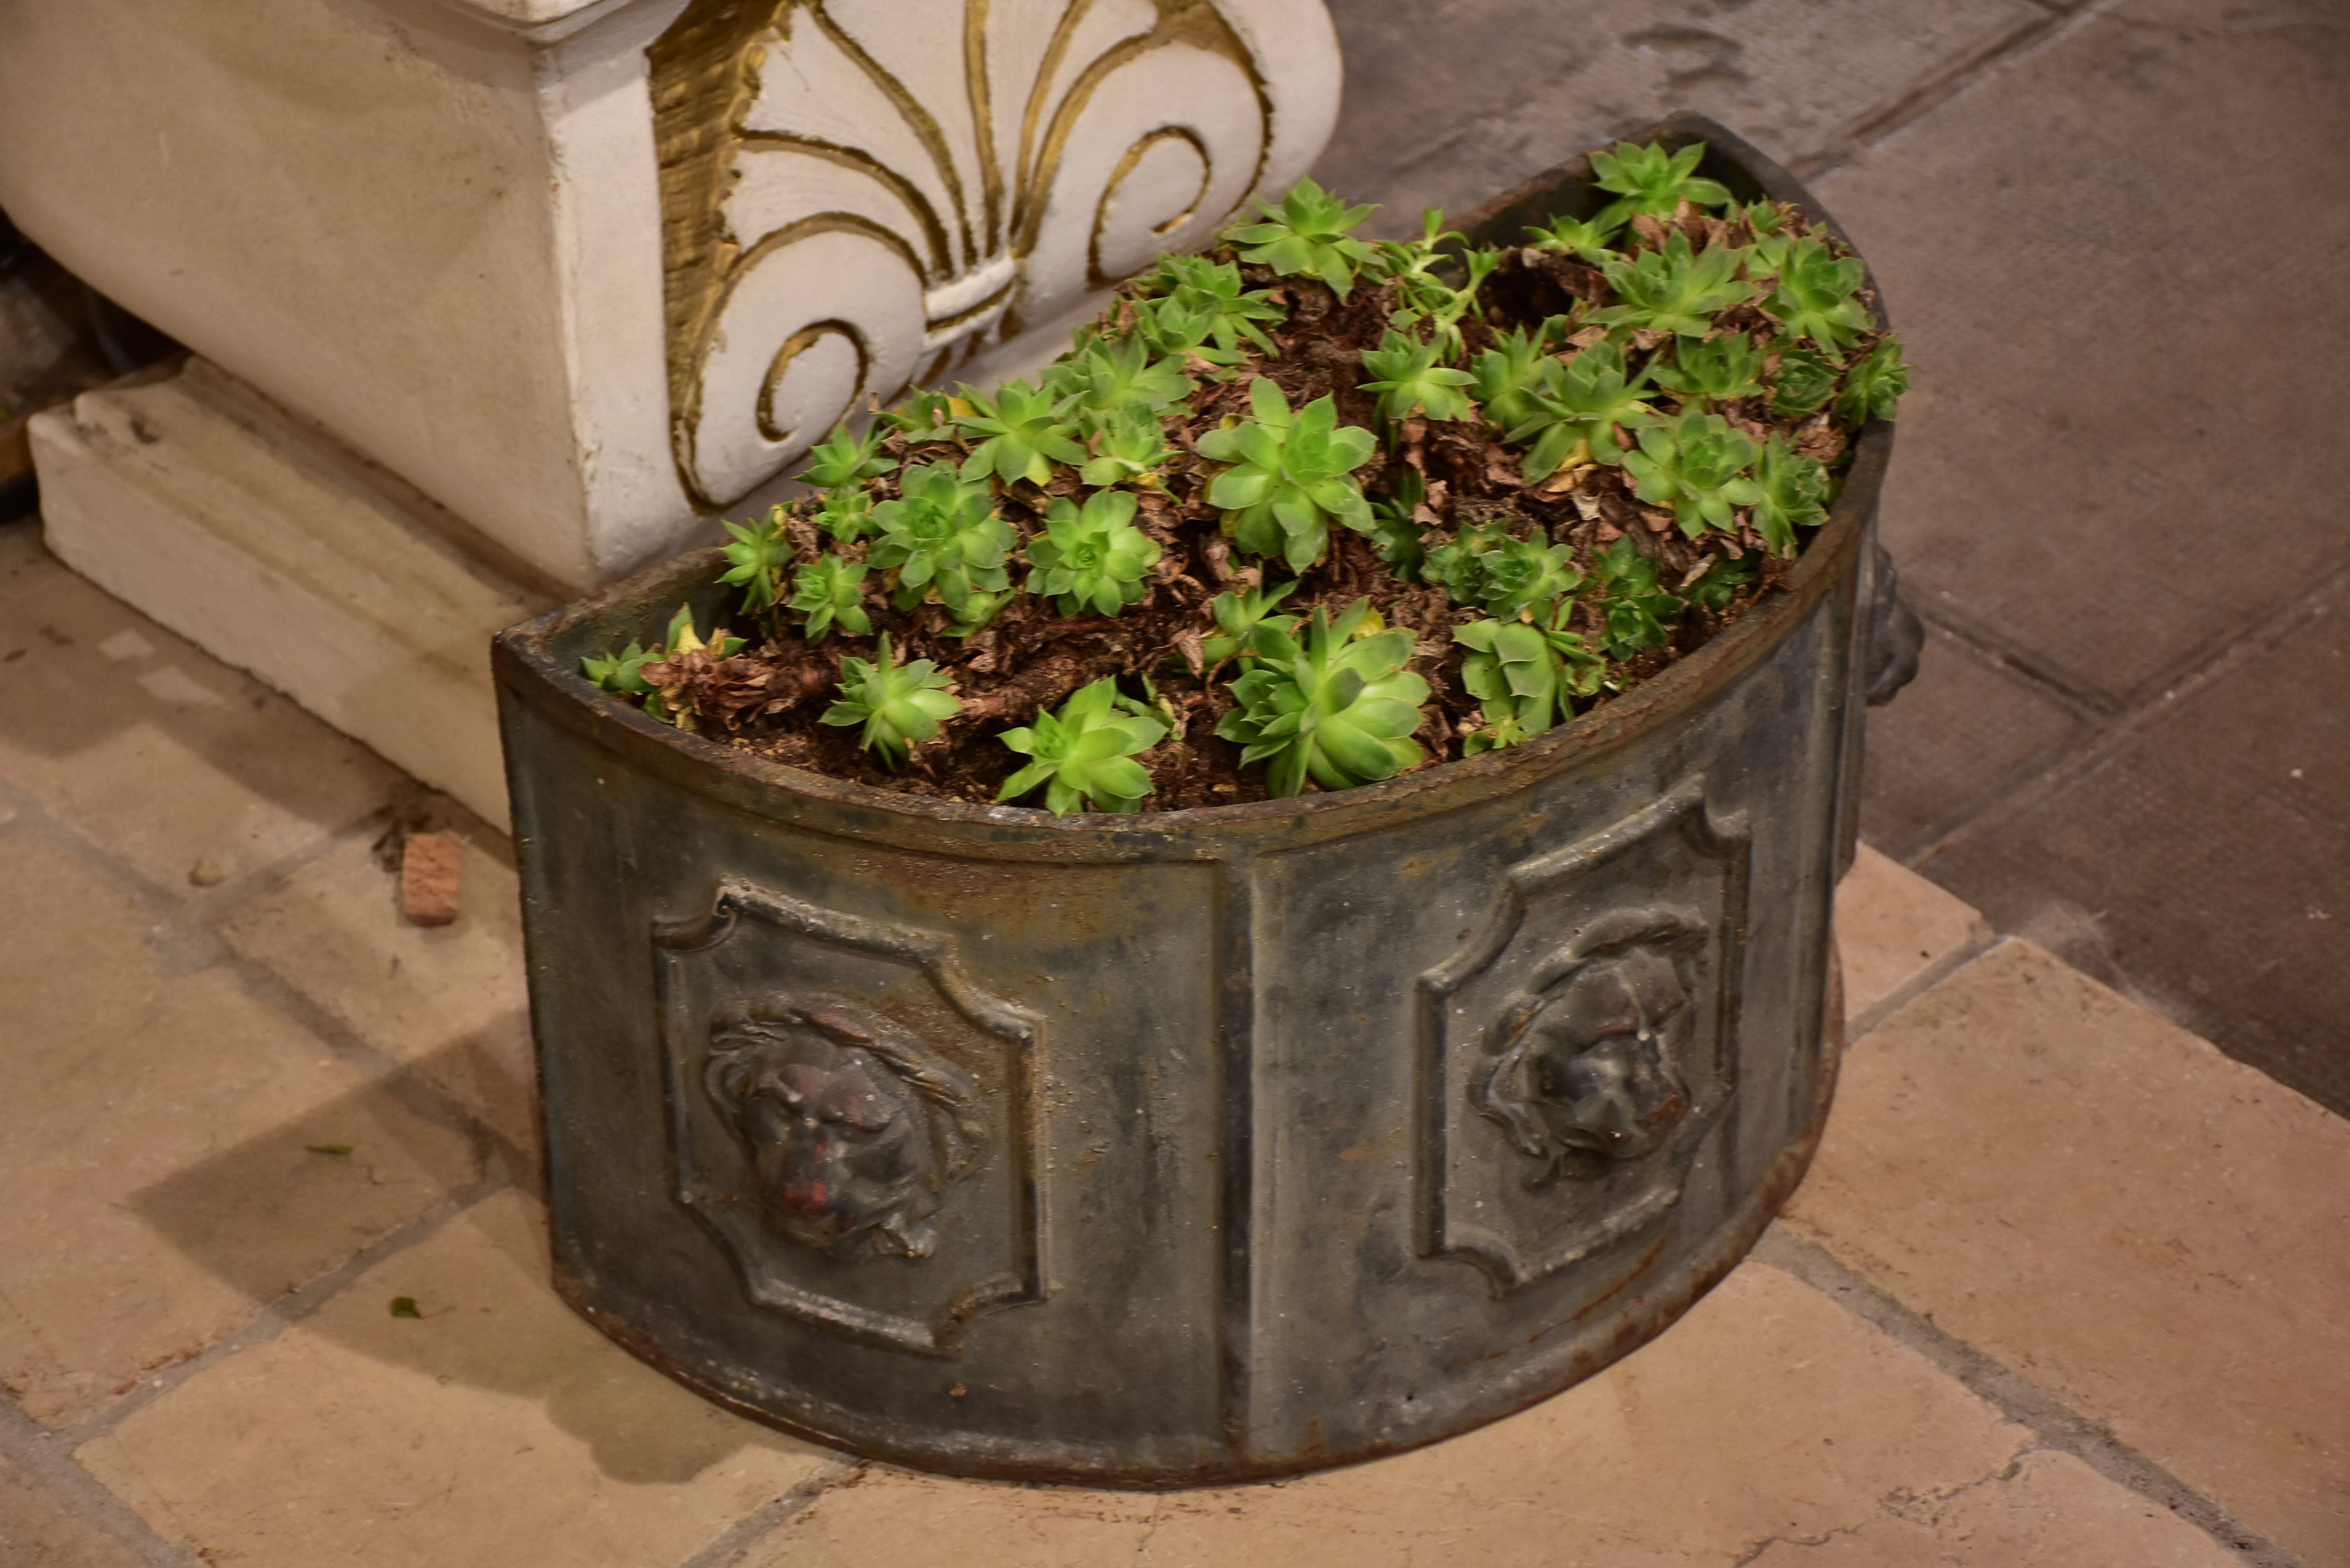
494,115,1899,1486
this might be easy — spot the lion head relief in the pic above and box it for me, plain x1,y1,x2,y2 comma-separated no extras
1475,909,1710,1190
705,995,985,1261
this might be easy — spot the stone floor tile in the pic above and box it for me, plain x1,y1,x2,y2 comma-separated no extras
0,510,52,585
0,835,479,1428
75,1189,834,1568
1746,1450,2238,1568
742,1261,2036,1568
1857,620,2083,863
0,518,396,888
1781,941,2350,1563
1815,0,2350,708
1314,0,2041,234
0,1450,143,1568
220,833,536,1154
1923,573,2350,1115
1837,841,1987,1028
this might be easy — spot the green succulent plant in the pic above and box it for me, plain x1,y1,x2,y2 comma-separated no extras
603,148,1906,814
1592,232,1757,338
814,484,878,544
1454,604,1604,752
820,633,961,768
1765,238,1870,354
1426,525,1583,619
1649,333,1766,407
718,509,792,613
1135,253,1285,364
1836,338,1908,424
953,378,1086,487
1078,404,1179,488
1200,578,1302,669
1683,550,1758,612
1525,211,1625,264
1022,489,1161,617
1480,533,1585,619
1133,298,1236,372
1767,345,1839,419
1372,213,1501,354
1366,470,1429,582
1399,252,1501,356
1591,536,1682,660
1358,329,1478,425
938,591,1008,640
1622,410,1764,538
1749,434,1830,556
1470,323,1562,436
1223,178,1380,298
1423,519,1513,608
1043,332,1195,425
867,462,1015,622
1195,377,1378,573
1368,208,1461,285
1505,339,1661,480
582,640,665,707
1589,140,1736,227
798,422,897,489
785,555,871,643
1741,200,1798,273
582,606,743,727
878,387,956,441
995,677,1168,815
1215,598,1430,797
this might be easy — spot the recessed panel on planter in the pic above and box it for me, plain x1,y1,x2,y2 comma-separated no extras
653,875,1044,1356
1420,780,1750,1292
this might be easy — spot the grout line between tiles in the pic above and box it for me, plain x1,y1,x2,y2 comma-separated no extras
0,777,534,1435
57,1181,510,1452
217,926,545,1193
1908,560,2347,873
0,1396,206,1568
673,1459,869,1568
1755,1227,2311,1568
1842,923,2001,1044
0,777,537,1185
1909,599,2115,721
1796,0,2132,181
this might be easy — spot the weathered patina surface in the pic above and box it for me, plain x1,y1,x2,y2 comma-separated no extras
495,117,1902,1485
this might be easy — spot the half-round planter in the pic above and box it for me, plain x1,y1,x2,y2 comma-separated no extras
494,116,1895,1488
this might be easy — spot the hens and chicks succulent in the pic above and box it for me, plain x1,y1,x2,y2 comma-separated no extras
591,140,1904,814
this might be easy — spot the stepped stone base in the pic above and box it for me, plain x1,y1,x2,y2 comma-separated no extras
31,359,553,828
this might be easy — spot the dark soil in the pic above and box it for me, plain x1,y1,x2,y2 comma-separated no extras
638,203,1877,811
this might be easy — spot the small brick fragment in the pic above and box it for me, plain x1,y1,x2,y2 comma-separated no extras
399,832,463,927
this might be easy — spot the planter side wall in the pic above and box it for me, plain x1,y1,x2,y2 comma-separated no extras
497,534,1860,1483
496,114,1884,1484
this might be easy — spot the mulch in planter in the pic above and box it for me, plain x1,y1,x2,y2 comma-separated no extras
624,184,1891,811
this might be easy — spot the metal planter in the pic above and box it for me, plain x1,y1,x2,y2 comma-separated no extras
494,116,1897,1488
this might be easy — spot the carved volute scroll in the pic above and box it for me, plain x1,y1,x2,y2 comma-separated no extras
649,0,1298,512
1420,781,1751,1293
655,877,1044,1355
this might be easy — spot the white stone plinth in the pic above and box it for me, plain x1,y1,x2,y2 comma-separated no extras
32,362,551,828
0,0,1341,592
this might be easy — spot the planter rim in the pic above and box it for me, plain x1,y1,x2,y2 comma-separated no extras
493,115,1892,861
